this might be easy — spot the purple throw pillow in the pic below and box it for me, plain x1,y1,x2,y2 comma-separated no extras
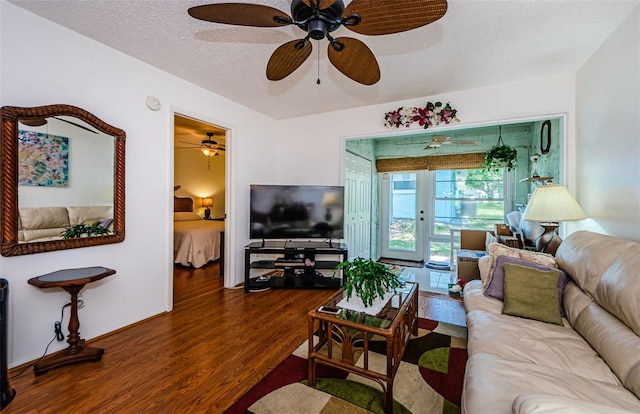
485,255,569,316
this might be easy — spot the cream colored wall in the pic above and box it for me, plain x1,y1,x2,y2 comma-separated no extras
575,6,640,240
174,148,225,219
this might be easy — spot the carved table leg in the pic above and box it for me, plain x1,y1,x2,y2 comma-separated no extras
33,284,104,376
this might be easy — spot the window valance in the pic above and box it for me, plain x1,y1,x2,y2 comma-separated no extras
376,152,485,172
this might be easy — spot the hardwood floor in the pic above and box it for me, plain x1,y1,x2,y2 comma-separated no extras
418,292,467,327
6,261,466,413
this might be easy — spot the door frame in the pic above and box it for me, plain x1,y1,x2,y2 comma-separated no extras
168,106,234,311
341,113,568,263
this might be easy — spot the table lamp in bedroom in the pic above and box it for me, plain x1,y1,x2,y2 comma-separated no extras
521,184,586,256
202,198,213,219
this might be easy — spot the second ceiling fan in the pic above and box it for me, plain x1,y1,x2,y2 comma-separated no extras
188,0,448,85
179,132,226,157
397,135,478,150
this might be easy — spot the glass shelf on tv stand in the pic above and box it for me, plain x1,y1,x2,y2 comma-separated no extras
244,240,348,292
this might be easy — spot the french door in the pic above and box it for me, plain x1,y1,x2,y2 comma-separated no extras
380,168,509,264
380,171,427,261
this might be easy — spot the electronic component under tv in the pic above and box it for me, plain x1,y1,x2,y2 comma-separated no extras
250,184,344,240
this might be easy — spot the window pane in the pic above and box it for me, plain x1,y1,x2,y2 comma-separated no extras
433,168,505,234
429,241,451,264
389,173,416,251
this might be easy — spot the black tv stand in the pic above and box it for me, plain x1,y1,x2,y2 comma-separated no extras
244,240,348,292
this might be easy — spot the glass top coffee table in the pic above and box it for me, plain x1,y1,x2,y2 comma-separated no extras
307,282,418,414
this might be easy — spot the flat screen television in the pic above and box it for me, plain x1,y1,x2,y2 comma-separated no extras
250,184,344,240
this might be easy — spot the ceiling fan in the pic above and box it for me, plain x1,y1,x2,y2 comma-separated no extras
179,132,226,156
19,116,98,134
187,0,448,85
398,135,478,149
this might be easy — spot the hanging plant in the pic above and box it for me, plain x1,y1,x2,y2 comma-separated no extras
484,127,517,172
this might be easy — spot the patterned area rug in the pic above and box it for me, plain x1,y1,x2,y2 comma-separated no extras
224,319,467,414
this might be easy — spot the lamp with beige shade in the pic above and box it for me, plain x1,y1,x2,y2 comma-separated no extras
521,184,587,256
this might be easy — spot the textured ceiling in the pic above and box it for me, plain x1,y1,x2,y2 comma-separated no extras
8,0,639,120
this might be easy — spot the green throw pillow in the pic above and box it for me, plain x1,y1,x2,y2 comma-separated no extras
502,263,563,325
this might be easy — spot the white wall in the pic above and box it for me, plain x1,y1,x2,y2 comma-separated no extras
0,2,278,367
575,6,640,240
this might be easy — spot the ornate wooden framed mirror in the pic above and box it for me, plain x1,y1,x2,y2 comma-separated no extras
0,104,125,256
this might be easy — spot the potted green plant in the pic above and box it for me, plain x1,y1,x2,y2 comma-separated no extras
333,258,404,307
484,141,517,172
61,223,110,239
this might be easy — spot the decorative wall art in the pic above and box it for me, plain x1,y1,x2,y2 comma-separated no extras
384,101,460,129
18,130,69,187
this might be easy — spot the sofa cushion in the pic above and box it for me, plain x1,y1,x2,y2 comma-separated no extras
594,247,640,336
555,231,637,298
67,205,113,226
485,255,569,315
466,310,621,384
462,354,640,414
19,206,70,242
477,255,491,285
572,300,640,400
463,280,503,314
512,393,640,414
485,243,556,287
502,263,563,325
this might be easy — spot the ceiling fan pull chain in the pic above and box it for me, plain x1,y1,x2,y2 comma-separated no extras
317,40,321,85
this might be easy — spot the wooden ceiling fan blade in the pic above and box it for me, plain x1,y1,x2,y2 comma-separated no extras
396,141,430,146
19,118,47,127
188,3,291,27
344,0,448,36
266,39,312,81
53,117,99,134
327,37,380,85
443,140,478,145
301,0,337,10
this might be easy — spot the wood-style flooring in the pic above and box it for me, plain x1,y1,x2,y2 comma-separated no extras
6,261,466,413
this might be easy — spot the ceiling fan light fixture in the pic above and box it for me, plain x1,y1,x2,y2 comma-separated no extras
201,147,217,157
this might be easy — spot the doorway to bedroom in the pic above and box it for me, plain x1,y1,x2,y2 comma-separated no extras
173,114,227,305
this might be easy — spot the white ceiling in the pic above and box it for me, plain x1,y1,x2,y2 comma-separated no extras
9,0,638,120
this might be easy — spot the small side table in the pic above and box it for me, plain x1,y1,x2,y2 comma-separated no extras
28,266,115,375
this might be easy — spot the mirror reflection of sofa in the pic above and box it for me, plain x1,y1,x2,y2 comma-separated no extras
18,206,113,243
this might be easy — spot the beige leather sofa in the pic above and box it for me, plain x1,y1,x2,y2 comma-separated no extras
18,205,113,242
462,231,640,413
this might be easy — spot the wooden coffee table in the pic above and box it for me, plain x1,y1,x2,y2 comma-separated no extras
308,282,418,414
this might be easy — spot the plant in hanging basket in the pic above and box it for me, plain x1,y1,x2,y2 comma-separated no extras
484,142,517,172
333,258,403,307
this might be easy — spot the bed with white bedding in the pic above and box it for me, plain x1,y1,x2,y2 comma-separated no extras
173,196,224,269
